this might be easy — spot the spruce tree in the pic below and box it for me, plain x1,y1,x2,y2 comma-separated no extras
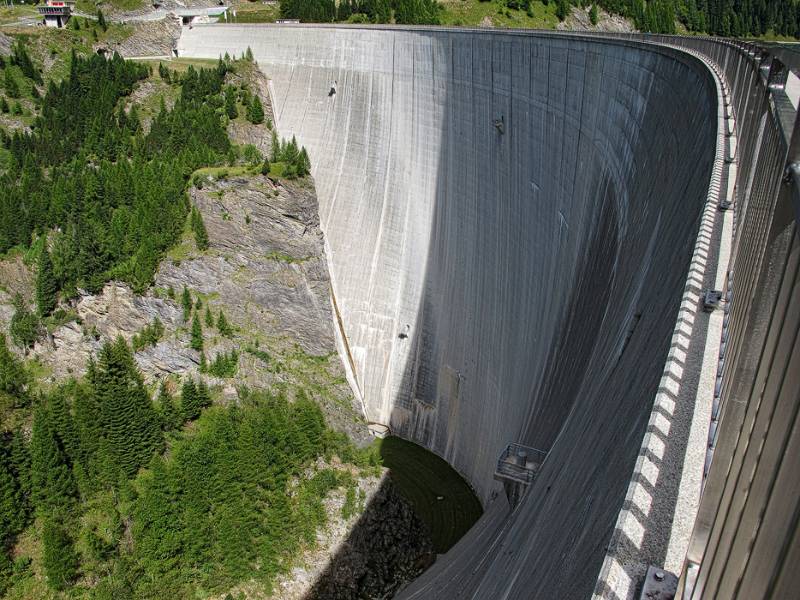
157,382,180,431
36,247,58,316
191,207,209,251
589,3,598,25
247,95,265,125
217,309,232,337
182,286,192,321
93,338,163,478
191,314,203,351
3,69,19,99
270,130,280,162
42,518,78,590
0,454,24,544
556,0,569,21
0,333,28,409
205,306,214,327
180,378,199,421
298,147,311,177
224,85,238,119
97,9,107,31
30,405,76,514
197,380,211,410
10,429,31,505
73,373,100,477
9,295,38,349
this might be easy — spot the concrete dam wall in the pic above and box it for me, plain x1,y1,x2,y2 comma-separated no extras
180,26,719,599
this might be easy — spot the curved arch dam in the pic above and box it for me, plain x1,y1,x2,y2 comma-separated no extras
180,26,727,599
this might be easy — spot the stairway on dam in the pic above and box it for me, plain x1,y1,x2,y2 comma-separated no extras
179,26,800,600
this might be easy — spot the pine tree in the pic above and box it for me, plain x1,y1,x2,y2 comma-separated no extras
191,315,203,352
182,286,192,321
97,9,107,31
42,517,78,590
217,309,232,337
589,3,598,25
247,95,265,125
93,338,163,478
36,247,58,316
261,156,271,176
245,46,254,62
180,378,199,421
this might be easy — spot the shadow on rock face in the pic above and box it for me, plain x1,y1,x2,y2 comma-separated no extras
303,477,435,600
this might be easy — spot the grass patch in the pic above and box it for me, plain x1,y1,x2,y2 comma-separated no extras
42,307,80,333
76,0,148,13
165,213,197,264
192,164,259,182
265,250,311,264
378,436,482,553
438,0,560,28
228,3,280,23
0,5,38,25
133,57,220,73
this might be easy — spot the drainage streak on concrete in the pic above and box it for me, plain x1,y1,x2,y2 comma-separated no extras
181,26,720,600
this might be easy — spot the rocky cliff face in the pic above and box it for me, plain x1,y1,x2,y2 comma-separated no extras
158,175,335,356
15,170,368,442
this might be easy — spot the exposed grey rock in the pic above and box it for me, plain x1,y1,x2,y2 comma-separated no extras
0,33,12,56
556,6,636,32
30,282,186,382
156,175,336,356
96,19,180,57
76,282,182,338
134,340,200,378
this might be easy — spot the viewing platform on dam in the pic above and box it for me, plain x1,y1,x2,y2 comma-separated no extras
494,442,547,509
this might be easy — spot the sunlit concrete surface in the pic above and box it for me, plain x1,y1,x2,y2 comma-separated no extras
180,26,720,599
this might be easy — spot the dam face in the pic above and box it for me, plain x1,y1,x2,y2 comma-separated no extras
181,27,719,599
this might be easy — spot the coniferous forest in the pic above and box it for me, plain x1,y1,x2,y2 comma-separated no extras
0,38,375,599
1,50,228,296
0,332,377,598
278,0,800,38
